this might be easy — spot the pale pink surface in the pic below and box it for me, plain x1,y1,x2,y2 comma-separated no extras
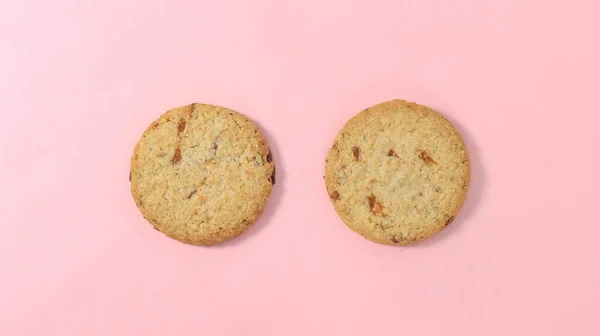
1,0,600,335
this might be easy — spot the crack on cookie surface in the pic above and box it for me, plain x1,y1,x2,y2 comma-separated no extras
231,117,242,129
188,103,196,117
377,222,392,231
177,118,186,134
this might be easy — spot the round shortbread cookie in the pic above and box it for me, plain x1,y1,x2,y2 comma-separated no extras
325,100,470,245
130,103,275,246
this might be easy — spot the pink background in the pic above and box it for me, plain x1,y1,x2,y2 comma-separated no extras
1,1,599,335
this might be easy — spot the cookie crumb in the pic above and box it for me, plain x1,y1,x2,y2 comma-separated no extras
387,149,398,157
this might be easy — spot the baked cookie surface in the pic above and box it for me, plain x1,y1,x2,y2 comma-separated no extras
130,103,275,246
325,100,469,245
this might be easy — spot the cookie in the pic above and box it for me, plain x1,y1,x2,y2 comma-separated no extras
325,99,470,245
130,103,275,246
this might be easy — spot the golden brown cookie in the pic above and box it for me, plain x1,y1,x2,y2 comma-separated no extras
325,100,470,245
130,103,275,246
